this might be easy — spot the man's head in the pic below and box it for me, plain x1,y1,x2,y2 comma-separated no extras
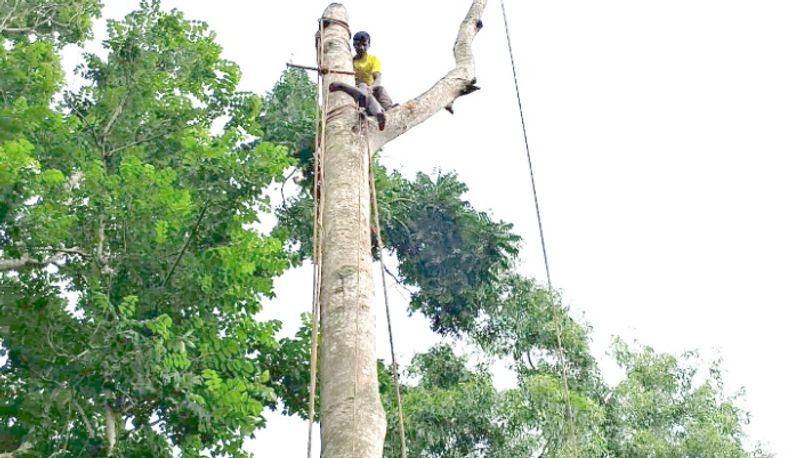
353,31,371,57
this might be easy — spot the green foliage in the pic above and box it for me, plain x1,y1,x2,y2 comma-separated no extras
384,344,516,458
0,0,102,45
604,339,771,458
377,169,520,335
277,164,521,336
0,2,295,456
268,315,317,420
476,274,602,395
257,68,318,188
382,340,768,458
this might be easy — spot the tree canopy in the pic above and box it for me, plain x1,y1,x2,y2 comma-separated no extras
2,2,294,456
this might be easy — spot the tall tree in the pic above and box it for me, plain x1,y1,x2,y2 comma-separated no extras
314,1,488,456
1,3,295,456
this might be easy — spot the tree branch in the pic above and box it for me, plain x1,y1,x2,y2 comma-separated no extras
0,254,48,272
95,216,109,273
161,200,211,288
75,402,97,439
382,264,413,297
0,248,89,272
104,404,116,456
0,0,23,34
0,437,32,458
104,126,186,157
100,93,130,155
371,0,487,150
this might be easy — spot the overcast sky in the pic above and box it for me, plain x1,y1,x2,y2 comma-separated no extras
64,0,800,455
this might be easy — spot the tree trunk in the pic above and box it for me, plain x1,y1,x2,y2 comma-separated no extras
318,4,385,457
316,2,487,457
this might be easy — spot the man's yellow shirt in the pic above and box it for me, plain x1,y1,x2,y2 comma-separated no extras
353,54,381,86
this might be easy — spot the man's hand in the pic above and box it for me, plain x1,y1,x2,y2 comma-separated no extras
371,71,383,88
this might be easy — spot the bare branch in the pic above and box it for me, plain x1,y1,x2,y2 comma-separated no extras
100,93,131,154
526,350,536,371
75,402,97,439
0,254,49,272
0,0,23,33
104,404,117,454
0,247,88,272
104,126,187,157
0,440,33,458
95,216,106,266
382,263,413,297
161,200,211,288
371,0,487,150
33,247,89,257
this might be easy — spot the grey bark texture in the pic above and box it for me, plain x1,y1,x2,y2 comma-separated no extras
318,4,385,457
316,2,487,457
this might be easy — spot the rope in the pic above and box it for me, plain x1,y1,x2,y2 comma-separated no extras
365,125,409,458
499,0,579,455
351,106,367,458
308,15,409,455
306,17,327,458
322,17,352,38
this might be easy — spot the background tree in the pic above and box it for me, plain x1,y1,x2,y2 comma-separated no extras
267,20,770,458
603,339,772,458
1,2,296,456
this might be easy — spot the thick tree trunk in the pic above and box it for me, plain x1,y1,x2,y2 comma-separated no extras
316,2,487,457
318,4,385,458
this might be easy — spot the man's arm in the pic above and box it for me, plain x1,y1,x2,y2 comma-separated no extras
371,71,383,87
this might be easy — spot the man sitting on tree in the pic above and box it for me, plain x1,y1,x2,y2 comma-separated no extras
330,30,395,129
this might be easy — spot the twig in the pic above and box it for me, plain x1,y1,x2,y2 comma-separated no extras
0,0,22,33
105,125,190,157
100,93,129,151
382,264,412,296
280,167,298,206
161,200,211,288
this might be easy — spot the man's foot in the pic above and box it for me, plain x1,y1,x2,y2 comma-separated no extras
358,93,368,108
376,112,386,131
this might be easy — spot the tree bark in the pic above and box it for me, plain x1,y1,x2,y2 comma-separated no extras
0,441,32,458
316,2,487,457
0,248,87,272
318,4,385,457
104,404,118,456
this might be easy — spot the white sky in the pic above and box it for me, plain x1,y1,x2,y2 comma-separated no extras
62,0,800,456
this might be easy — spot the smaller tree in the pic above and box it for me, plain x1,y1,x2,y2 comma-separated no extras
382,345,514,458
605,339,772,458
